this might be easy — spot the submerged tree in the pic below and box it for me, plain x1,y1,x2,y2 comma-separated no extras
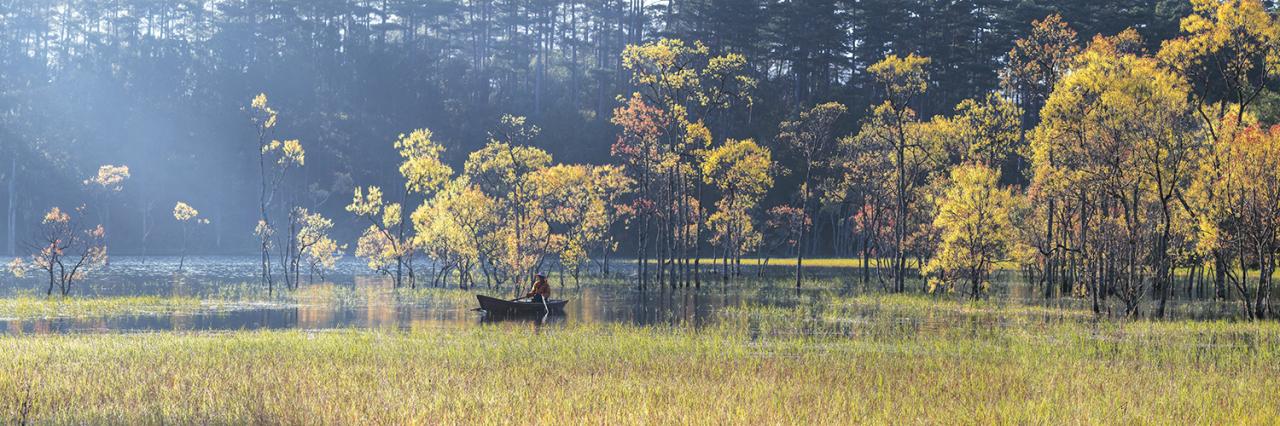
924,164,1015,299
531,164,616,284
349,186,411,286
585,165,635,277
286,207,342,287
860,53,932,293
1160,0,1280,306
828,126,896,286
617,38,756,288
413,178,497,288
349,128,451,288
1002,14,1081,298
610,94,669,285
465,116,553,289
9,207,108,296
703,139,773,280
760,205,807,276
83,164,130,265
1192,116,1279,320
777,102,846,287
1030,32,1197,316
172,201,208,272
245,93,305,292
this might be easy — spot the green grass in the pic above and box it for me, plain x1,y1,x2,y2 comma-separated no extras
0,274,1274,423
0,296,1276,424
718,292,1101,332
0,295,223,320
0,285,506,322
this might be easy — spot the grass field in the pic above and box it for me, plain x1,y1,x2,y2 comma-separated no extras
0,295,213,320
0,293,1277,424
0,285,510,322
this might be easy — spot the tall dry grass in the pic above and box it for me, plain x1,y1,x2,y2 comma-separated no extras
0,313,1276,424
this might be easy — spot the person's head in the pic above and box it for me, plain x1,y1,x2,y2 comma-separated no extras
535,272,546,281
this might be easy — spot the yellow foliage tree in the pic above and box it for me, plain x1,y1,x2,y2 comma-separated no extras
702,139,772,279
10,206,107,296
1160,0,1280,309
464,116,552,287
245,93,304,292
862,53,932,293
1159,0,1280,132
924,164,1015,299
1192,117,1280,319
1001,14,1080,114
1031,32,1198,316
619,38,755,288
932,94,1023,169
172,201,209,272
285,207,343,286
347,128,451,288
83,164,130,262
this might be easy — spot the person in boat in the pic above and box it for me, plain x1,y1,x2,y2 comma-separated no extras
524,272,551,303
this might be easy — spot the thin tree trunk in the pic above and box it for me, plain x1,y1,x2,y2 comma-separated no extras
1043,198,1056,299
6,155,16,256
894,140,906,293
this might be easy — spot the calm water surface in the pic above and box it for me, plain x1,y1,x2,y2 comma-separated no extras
0,256,1242,334
0,256,803,334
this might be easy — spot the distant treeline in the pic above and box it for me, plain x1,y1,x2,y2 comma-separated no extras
0,0,1200,254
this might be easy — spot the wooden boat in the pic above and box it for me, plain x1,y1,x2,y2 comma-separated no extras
476,294,567,315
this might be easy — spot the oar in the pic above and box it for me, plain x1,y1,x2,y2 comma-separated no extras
510,287,527,302
512,281,533,302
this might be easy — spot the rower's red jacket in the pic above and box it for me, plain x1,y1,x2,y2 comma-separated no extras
526,278,551,298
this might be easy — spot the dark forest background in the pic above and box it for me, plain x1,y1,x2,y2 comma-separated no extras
0,0,1215,255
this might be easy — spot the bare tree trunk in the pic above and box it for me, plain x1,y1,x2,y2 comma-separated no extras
694,178,702,288
178,224,188,272
637,212,647,288
603,244,610,277
258,150,273,294
1043,198,1055,299
1256,251,1273,320
102,201,110,268
1156,195,1173,319
894,140,906,293
6,155,16,256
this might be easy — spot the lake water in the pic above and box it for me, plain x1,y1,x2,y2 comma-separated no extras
0,256,1245,334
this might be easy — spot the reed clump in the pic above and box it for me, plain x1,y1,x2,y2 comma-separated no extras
0,295,210,320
